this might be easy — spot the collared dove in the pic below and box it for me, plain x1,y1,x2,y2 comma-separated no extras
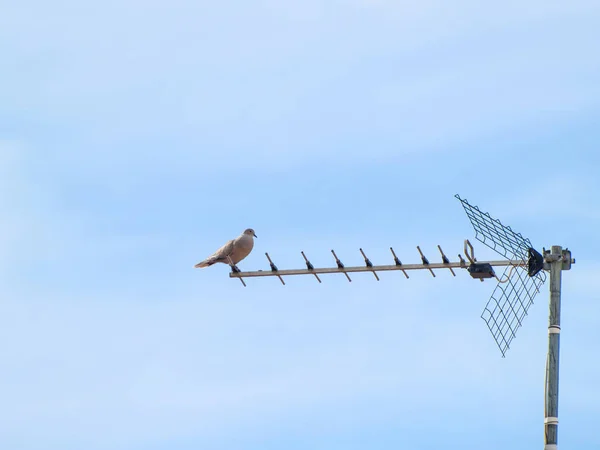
194,228,257,271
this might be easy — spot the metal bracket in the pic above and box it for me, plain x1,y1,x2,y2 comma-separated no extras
543,248,574,271
528,247,544,277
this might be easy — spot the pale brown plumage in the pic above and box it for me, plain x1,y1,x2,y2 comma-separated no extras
195,228,257,269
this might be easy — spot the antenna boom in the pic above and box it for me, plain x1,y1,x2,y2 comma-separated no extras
230,258,525,279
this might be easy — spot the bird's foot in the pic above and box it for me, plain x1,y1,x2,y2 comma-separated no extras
230,265,241,273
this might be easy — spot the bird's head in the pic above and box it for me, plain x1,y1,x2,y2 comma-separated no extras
243,228,257,238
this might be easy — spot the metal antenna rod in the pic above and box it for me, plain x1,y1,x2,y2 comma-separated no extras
265,252,285,285
438,245,456,276
227,256,246,287
416,246,436,277
360,248,379,281
301,251,321,283
230,258,525,279
390,247,409,278
331,249,352,282
544,246,572,450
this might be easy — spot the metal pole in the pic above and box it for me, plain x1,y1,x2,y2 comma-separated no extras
544,245,563,449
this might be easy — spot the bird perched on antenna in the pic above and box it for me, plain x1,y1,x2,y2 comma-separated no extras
194,228,257,272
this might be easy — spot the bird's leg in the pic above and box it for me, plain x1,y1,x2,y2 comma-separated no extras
227,256,240,273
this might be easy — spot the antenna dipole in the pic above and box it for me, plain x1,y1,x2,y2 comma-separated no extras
223,194,574,449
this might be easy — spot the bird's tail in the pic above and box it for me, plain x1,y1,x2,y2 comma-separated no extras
194,259,213,268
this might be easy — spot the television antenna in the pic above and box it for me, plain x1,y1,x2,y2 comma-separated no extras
228,194,574,450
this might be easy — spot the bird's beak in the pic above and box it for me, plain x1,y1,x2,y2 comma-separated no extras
254,233,258,238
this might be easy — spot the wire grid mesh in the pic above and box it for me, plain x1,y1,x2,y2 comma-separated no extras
481,264,546,356
455,194,548,355
455,194,532,261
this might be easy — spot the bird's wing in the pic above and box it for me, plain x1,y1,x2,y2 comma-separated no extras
195,239,237,268
210,239,235,260
229,235,254,264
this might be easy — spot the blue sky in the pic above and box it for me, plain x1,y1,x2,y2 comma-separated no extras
1,1,600,449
